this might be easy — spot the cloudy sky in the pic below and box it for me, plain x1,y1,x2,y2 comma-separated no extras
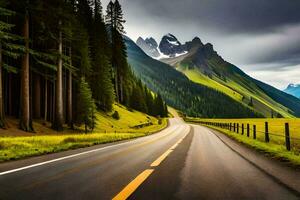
102,0,300,89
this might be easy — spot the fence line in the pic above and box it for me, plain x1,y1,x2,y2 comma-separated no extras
188,120,300,151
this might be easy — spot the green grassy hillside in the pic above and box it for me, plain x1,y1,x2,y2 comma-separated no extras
94,104,166,133
124,36,262,118
182,68,293,117
162,41,300,118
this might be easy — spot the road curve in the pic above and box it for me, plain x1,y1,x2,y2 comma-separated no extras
0,118,189,200
0,119,300,200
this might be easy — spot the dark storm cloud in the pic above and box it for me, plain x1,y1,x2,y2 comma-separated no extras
126,0,300,34
102,0,300,88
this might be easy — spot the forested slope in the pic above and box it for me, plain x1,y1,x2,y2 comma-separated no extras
0,0,167,133
125,36,262,118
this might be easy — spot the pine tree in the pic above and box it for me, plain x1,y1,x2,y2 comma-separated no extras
248,97,254,107
0,5,23,128
19,8,33,131
113,0,126,34
67,47,73,128
105,0,127,103
130,84,147,113
6,0,33,131
76,77,96,134
90,0,115,112
37,0,75,131
76,0,93,30
154,93,167,117
145,88,154,116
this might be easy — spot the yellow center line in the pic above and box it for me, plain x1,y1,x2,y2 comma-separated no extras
112,169,154,200
150,149,173,167
170,143,179,150
112,126,190,200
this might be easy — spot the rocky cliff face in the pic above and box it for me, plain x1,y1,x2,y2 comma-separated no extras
158,34,187,57
136,37,160,58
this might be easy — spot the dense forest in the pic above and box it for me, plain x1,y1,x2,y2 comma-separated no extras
0,0,168,132
125,37,263,118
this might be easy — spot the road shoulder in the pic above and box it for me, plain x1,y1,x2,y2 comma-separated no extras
198,125,300,195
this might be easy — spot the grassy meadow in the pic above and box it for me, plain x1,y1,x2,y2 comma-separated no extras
179,67,293,118
0,104,167,162
186,118,300,166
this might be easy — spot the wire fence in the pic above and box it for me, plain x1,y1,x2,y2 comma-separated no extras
188,119,300,152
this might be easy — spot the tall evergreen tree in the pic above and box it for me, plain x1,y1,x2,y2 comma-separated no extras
105,0,127,103
154,93,167,117
67,47,73,128
90,0,115,111
19,7,33,131
0,5,22,128
38,0,75,131
76,77,96,134
130,84,147,113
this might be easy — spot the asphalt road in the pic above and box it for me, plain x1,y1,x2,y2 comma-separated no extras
0,118,299,200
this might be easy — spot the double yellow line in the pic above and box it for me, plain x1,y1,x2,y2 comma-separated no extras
112,126,190,200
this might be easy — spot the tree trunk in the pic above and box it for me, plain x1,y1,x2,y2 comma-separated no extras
8,74,12,115
115,68,119,103
20,13,32,132
44,79,48,121
33,74,41,119
49,82,53,122
120,75,123,103
0,44,5,128
52,20,64,131
67,48,73,128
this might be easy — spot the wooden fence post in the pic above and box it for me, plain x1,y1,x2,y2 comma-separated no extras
285,123,291,151
247,124,250,137
253,125,256,139
237,123,239,133
265,122,269,143
230,123,232,131
241,124,244,135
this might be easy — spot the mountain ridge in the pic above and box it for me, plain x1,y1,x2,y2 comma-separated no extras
150,33,300,117
284,84,300,98
124,35,263,118
131,34,300,117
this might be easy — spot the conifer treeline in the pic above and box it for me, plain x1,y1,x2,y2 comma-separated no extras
0,0,167,132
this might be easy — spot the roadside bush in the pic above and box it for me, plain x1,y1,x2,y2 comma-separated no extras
158,118,162,125
112,111,120,120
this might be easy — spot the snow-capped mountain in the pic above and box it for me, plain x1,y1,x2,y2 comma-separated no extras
284,84,300,98
158,34,187,57
136,34,189,59
136,37,160,58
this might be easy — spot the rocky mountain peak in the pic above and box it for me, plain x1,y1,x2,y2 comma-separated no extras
136,37,160,58
159,34,186,57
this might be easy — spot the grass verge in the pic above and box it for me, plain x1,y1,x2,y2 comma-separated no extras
187,120,300,167
0,119,167,162
0,104,168,162
0,133,143,161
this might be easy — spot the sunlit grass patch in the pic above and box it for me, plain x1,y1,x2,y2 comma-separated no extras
0,104,167,162
0,132,146,161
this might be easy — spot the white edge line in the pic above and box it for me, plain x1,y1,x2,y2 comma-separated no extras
0,125,181,176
